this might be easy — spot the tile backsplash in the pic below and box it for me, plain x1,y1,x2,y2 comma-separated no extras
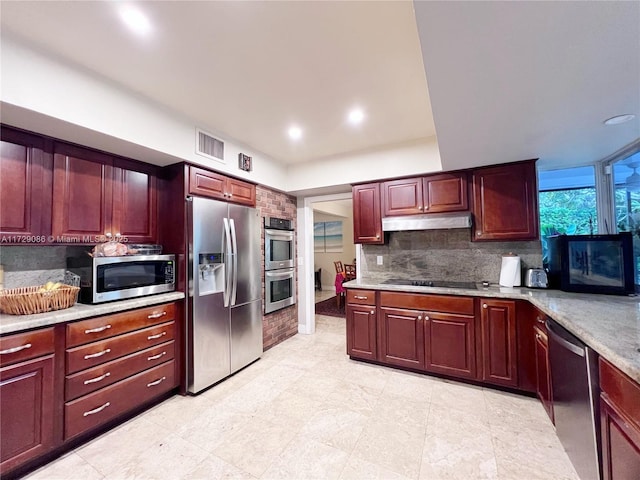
360,229,542,284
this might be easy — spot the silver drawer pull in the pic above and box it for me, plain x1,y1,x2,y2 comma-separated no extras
147,311,167,319
0,343,32,355
147,351,167,361
83,372,111,385
84,348,111,360
84,324,111,334
147,376,166,387
83,402,111,417
147,332,167,340
354,295,368,300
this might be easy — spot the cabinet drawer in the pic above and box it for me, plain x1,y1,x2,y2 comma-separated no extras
67,303,175,347
0,328,54,366
600,358,640,431
66,321,175,374
64,360,175,440
65,340,175,401
380,291,474,315
346,289,375,305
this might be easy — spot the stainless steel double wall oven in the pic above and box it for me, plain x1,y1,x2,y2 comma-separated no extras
264,217,296,313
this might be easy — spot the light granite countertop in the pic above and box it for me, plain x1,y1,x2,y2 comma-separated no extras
344,278,640,384
0,291,186,335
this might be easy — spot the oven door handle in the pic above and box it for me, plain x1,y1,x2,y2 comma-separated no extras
223,217,233,307
264,229,294,241
265,270,294,279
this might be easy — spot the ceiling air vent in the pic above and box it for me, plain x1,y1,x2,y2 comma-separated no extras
196,128,224,162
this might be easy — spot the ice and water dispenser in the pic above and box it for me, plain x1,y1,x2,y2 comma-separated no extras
198,253,225,295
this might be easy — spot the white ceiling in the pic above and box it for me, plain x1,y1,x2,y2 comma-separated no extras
1,1,639,171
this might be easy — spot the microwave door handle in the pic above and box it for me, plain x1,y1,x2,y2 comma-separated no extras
230,218,238,306
223,217,232,307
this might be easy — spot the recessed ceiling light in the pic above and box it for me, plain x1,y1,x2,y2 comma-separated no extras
119,5,152,36
603,114,636,125
348,108,365,125
288,126,302,140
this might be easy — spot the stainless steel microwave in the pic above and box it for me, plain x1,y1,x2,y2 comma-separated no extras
67,254,175,304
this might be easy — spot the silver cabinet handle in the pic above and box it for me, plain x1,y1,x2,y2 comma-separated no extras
418,315,422,320
147,376,166,387
370,310,375,315
147,332,167,340
83,402,111,416
85,324,111,334
482,303,488,309
84,348,111,360
477,231,482,236
0,343,32,355
228,193,233,197
424,315,430,321
536,316,545,324
147,311,167,319
535,333,541,340
147,351,167,361
83,372,111,385
376,234,380,239
354,295,368,300
418,206,423,210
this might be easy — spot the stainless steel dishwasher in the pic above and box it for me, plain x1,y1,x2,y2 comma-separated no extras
547,318,601,480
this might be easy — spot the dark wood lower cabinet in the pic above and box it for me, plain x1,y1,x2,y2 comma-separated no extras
600,358,640,480
425,312,476,379
379,307,425,370
479,299,518,387
346,304,377,361
0,355,55,473
534,326,553,423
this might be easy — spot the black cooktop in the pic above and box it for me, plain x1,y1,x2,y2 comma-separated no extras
381,279,477,290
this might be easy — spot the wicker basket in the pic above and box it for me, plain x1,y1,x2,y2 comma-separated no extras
0,285,80,315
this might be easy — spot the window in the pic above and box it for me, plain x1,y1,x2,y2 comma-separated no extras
612,151,640,284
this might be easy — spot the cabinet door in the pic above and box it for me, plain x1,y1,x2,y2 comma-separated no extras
600,395,640,480
227,178,256,206
423,172,468,213
480,299,518,387
188,166,227,201
424,311,476,379
112,159,158,243
472,160,538,241
382,177,423,216
353,183,383,244
379,307,425,370
346,304,377,360
52,143,113,239
0,355,55,475
0,127,51,239
534,326,554,423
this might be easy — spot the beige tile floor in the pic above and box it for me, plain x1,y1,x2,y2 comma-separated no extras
24,314,579,480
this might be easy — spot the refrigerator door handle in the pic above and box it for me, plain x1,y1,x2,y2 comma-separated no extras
223,217,233,307
230,218,238,306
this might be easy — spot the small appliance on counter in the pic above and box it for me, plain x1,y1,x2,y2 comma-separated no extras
547,233,635,295
67,253,175,304
499,253,521,287
524,268,548,288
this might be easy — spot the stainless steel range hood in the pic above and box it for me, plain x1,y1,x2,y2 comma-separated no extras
382,212,473,232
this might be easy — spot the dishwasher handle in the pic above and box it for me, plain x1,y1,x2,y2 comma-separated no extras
546,319,585,357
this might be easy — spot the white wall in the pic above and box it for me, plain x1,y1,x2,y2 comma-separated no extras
313,210,355,290
1,36,444,195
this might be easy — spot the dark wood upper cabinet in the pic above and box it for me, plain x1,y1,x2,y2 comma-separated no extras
0,127,52,239
479,298,518,387
188,166,256,206
353,182,383,244
382,172,468,216
112,159,158,243
472,160,539,241
52,143,158,242
52,143,113,239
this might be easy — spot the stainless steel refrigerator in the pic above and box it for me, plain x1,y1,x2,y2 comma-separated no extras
186,196,262,394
